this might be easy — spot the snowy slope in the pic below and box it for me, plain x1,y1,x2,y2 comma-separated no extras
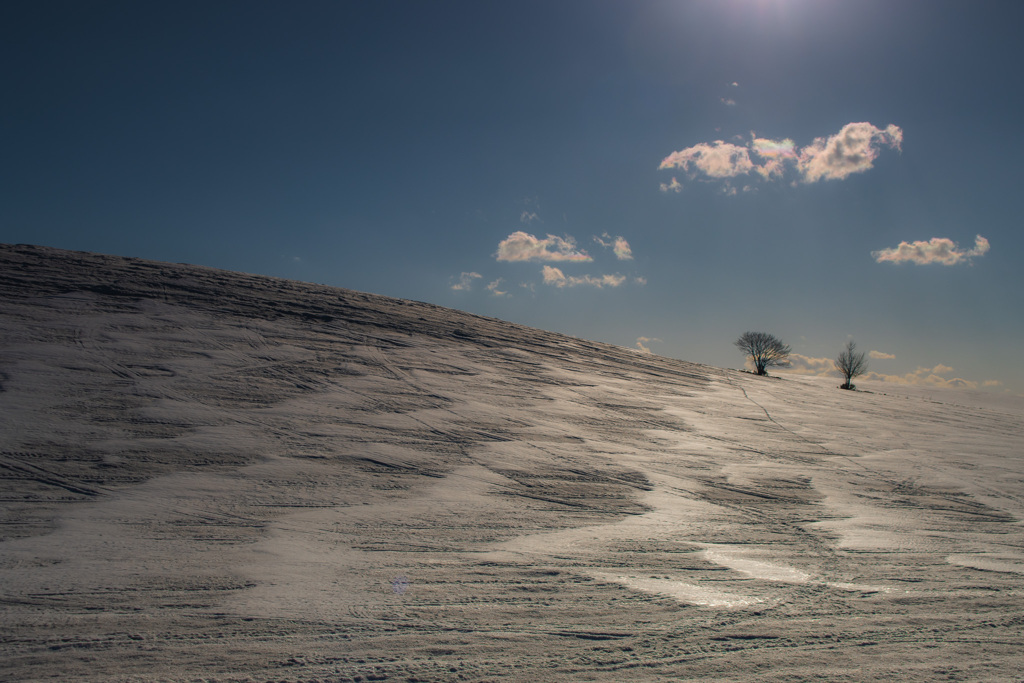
1,244,1022,681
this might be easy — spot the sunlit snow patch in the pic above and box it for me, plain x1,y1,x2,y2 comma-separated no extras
700,545,811,583
700,544,893,593
587,572,763,608
825,581,893,594
947,554,1024,575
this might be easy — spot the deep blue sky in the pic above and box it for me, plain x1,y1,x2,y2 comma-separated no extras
3,0,1022,392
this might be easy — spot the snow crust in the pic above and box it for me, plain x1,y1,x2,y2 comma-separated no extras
1,244,1022,681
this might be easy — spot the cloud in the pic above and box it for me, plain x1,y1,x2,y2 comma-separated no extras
659,141,754,179
862,364,982,390
635,336,662,354
751,138,797,159
780,351,888,376
660,122,902,189
496,231,592,262
613,237,633,260
520,211,539,224
872,235,990,266
791,361,999,391
797,122,903,182
594,234,634,260
541,266,568,287
659,177,683,193
541,266,626,289
780,353,837,376
778,352,998,392
496,231,640,291
751,137,797,180
721,98,737,107
450,272,482,291
486,278,508,297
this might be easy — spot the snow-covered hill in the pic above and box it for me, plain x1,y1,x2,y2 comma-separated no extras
2,244,1022,681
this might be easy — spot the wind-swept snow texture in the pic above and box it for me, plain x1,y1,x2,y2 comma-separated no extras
1,243,1023,681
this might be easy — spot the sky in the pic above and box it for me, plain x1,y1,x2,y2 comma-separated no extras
2,0,1023,394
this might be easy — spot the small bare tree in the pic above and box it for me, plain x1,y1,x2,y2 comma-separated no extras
734,331,791,376
834,340,868,390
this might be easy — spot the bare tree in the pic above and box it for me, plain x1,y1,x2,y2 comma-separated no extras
834,340,868,390
734,331,791,376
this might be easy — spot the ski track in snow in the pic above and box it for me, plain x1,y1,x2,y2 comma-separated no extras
1,244,1023,681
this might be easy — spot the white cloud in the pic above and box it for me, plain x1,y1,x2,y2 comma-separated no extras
863,364,982,390
450,272,482,291
520,211,539,224
751,137,797,181
486,278,508,297
541,266,626,289
496,231,592,262
778,352,997,392
780,351,888,376
797,122,903,183
595,273,627,287
660,122,902,190
659,177,683,193
780,353,837,376
635,336,662,354
594,234,634,260
873,235,990,266
614,237,633,260
541,266,568,287
659,140,755,179
721,98,737,107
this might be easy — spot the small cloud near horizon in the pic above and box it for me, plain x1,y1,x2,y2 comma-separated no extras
872,235,990,266
780,353,836,376
780,355,997,391
635,336,662,354
486,278,509,297
450,272,482,291
869,350,896,359
496,231,592,263
863,364,992,390
542,266,626,289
